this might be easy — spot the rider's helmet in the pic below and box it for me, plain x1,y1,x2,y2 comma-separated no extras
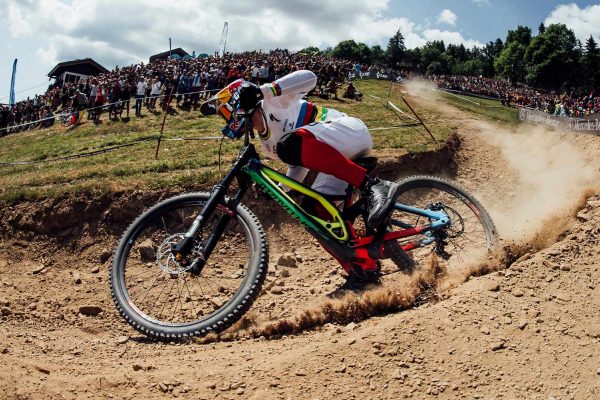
202,79,263,140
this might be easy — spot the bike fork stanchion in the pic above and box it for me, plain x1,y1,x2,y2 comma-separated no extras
172,181,230,257
172,140,256,263
191,213,233,273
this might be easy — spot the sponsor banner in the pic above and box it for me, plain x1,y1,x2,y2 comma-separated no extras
348,71,404,82
518,107,600,133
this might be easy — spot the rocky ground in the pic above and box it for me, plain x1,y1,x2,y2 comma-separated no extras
1,89,600,399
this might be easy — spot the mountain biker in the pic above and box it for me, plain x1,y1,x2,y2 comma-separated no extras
209,70,400,284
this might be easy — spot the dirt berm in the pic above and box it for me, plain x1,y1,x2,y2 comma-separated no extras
1,88,600,399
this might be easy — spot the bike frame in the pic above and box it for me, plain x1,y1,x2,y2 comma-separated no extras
172,128,451,272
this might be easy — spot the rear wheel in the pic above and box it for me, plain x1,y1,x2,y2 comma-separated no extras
385,176,497,272
110,193,268,340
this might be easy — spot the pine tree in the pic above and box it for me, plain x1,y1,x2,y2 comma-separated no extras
387,30,406,68
584,35,600,88
585,36,598,58
538,22,546,35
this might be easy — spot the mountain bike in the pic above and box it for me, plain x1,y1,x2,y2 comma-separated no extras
110,119,497,340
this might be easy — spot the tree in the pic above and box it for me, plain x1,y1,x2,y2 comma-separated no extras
538,23,546,35
420,41,448,74
524,23,580,89
493,38,504,56
446,44,469,62
462,58,486,76
298,46,320,55
426,61,444,75
370,45,386,65
584,35,600,88
387,30,406,67
506,25,532,46
404,48,422,71
494,26,532,84
494,41,527,84
356,42,372,64
481,40,501,76
331,40,361,61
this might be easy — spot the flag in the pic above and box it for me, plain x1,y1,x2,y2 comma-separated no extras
9,59,17,106
169,38,172,56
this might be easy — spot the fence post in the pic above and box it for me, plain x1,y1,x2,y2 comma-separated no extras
155,85,176,159
401,96,436,143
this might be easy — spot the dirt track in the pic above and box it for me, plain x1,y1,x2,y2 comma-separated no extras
2,88,600,399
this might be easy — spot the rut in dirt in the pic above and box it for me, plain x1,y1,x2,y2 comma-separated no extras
194,185,594,344
195,245,520,344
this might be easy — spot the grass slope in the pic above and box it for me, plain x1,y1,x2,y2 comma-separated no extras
0,80,455,204
438,91,518,126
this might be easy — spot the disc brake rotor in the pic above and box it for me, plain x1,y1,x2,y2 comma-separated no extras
156,233,203,274
442,205,465,238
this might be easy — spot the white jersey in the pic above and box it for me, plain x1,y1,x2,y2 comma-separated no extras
256,70,372,195
257,70,346,158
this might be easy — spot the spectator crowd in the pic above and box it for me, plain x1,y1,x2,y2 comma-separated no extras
3,52,598,137
432,75,600,118
1,50,381,136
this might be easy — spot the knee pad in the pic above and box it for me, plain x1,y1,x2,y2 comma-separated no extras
276,133,303,166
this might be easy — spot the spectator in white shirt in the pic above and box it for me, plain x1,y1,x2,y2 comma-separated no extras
251,64,260,84
149,78,162,110
135,77,147,117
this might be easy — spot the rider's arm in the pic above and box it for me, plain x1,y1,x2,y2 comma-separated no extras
260,70,317,107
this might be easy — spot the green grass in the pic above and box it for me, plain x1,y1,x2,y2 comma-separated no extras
0,80,454,204
438,91,519,126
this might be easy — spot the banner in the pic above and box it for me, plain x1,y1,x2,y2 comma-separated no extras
518,107,600,134
9,59,17,106
348,71,404,82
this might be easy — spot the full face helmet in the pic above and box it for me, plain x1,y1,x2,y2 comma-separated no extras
201,79,257,140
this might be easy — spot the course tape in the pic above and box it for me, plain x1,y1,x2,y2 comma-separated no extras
386,100,419,122
435,88,508,108
0,123,406,167
0,136,222,166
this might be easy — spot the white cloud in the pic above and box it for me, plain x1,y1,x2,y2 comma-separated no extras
422,29,483,48
472,0,490,7
1,0,484,72
544,3,600,41
437,9,457,26
35,45,58,67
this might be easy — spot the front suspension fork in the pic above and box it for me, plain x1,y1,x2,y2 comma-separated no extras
171,155,252,271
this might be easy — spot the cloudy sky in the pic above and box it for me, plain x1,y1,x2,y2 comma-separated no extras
1,0,600,101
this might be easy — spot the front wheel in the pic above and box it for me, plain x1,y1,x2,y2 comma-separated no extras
386,176,497,272
110,193,268,340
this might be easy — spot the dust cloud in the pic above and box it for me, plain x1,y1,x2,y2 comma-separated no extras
404,78,600,244
475,122,599,243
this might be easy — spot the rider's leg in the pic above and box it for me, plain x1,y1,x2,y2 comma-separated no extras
277,119,400,229
279,127,368,188
276,120,393,282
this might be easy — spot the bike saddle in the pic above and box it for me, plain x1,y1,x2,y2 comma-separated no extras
353,156,378,173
